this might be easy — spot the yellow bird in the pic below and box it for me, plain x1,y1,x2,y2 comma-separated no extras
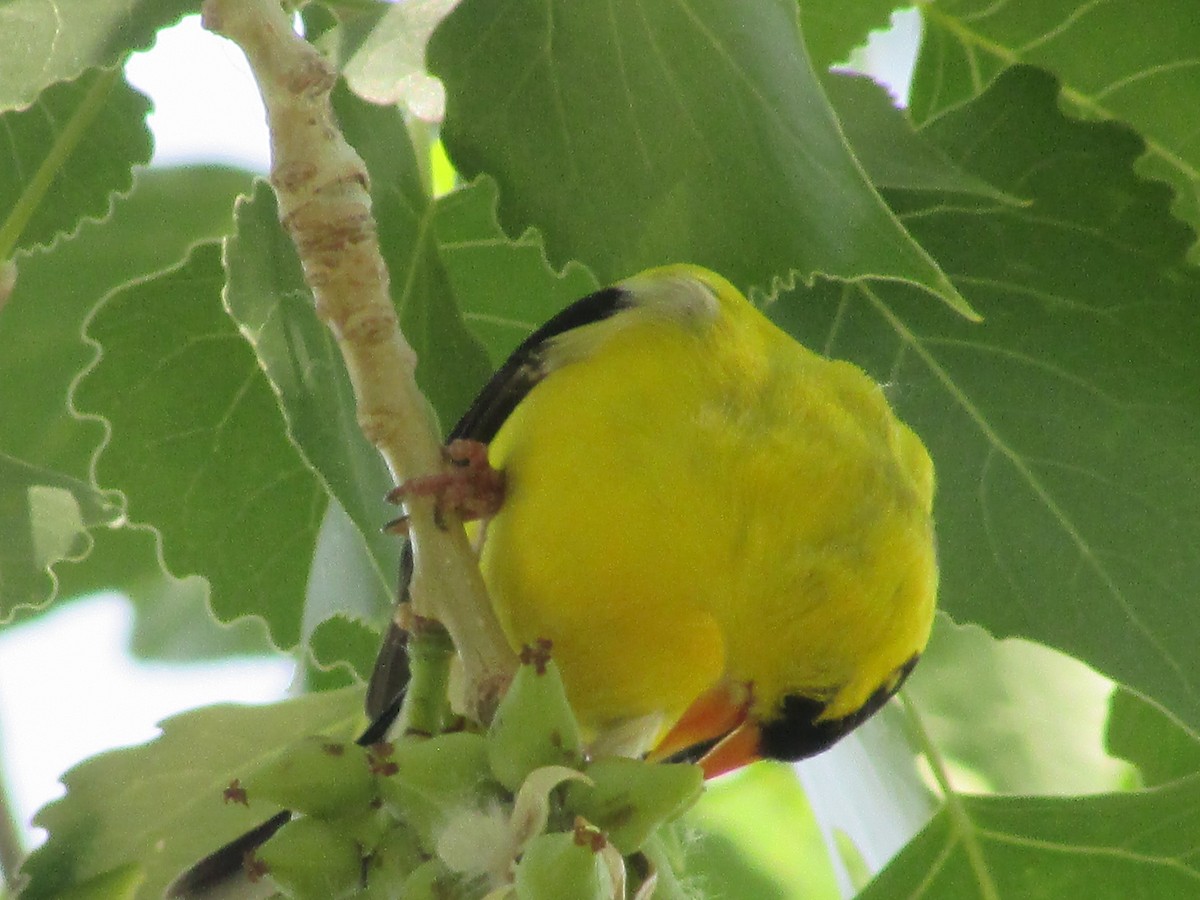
170,265,936,897
383,263,937,777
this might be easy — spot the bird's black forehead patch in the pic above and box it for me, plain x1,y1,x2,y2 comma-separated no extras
758,655,920,762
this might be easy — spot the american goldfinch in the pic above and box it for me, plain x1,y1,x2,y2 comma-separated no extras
382,263,937,776
170,265,936,897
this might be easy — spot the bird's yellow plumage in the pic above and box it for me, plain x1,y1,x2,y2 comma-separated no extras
469,265,937,767
168,265,936,898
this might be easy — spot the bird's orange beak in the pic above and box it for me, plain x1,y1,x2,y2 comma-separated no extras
649,683,763,779
695,720,764,779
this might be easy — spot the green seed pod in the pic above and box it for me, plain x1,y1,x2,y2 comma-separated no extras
400,858,470,900
357,867,406,900
375,820,428,877
376,731,499,850
359,822,427,899
564,758,703,854
487,646,583,792
255,816,362,900
242,736,374,819
324,804,393,853
513,825,611,900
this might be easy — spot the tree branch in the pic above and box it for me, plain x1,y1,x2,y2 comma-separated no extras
200,0,515,718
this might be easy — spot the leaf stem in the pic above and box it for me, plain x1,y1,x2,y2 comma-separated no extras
407,117,437,201
399,620,456,735
0,68,120,261
199,0,517,719
898,691,1000,900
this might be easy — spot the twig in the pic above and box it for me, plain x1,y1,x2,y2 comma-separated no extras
200,0,516,718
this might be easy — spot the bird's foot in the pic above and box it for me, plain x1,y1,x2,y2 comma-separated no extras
385,439,506,532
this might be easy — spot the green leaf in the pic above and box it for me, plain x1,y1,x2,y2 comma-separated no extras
0,455,120,619
798,0,905,71
224,182,397,618
1106,688,1200,788
0,164,268,657
330,83,493,428
19,686,362,900
823,73,1017,202
71,241,327,649
0,69,152,259
428,0,971,317
0,166,252,487
434,176,600,367
303,495,394,680
906,615,1134,796
319,0,458,118
770,66,1200,738
860,777,1200,898
50,864,144,900
307,614,380,687
0,0,196,111
912,0,1200,255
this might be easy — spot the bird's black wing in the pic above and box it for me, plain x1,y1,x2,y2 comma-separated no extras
364,542,414,721
364,285,631,718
